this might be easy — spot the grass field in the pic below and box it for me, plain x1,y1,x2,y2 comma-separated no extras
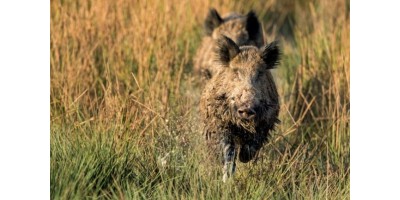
50,0,350,199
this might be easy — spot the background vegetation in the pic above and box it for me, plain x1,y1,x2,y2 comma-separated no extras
51,0,350,199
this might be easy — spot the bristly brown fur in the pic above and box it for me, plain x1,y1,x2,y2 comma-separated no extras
214,35,240,66
204,8,223,36
199,34,281,165
261,41,281,69
197,10,281,181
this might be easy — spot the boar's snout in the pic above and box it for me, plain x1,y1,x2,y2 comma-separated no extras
234,88,259,120
237,104,256,120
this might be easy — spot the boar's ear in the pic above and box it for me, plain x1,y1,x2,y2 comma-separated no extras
261,41,281,69
204,8,223,36
214,35,240,65
246,11,261,41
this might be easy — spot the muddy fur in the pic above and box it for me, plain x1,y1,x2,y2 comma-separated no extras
199,35,280,179
194,8,264,80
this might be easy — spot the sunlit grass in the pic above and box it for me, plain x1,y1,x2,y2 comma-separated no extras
51,0,350,199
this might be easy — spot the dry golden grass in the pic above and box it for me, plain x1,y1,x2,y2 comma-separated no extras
51,0,349,199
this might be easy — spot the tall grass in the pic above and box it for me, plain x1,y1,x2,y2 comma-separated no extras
51,0,350,199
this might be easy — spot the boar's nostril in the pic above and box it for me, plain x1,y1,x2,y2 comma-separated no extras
237,107,256,119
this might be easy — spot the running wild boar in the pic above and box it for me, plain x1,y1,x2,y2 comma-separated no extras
199,34,281,182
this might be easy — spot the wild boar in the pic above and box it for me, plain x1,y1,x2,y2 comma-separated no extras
199,35,280,182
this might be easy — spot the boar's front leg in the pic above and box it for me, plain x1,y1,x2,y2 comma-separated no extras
238,142,259,163
221,135,236,182
239,132,269,163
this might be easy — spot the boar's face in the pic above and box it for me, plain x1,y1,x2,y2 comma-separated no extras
213,36,280,132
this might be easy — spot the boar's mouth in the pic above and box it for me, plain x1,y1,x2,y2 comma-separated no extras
236,118,257,133
216,94,278,134
230,102,278,134
230,106,259,134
